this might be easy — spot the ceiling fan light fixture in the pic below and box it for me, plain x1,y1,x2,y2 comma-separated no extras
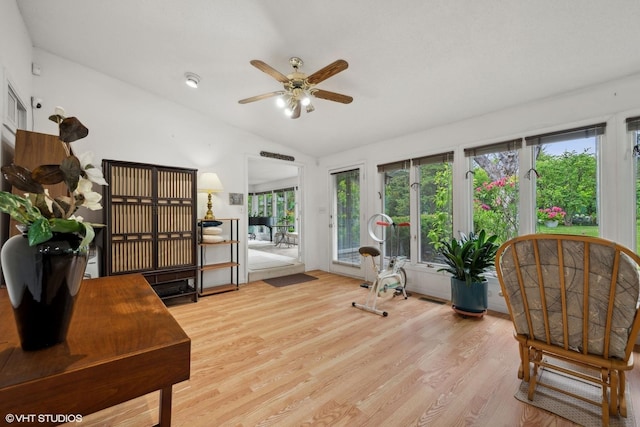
238,57,352,118
185,72,200,88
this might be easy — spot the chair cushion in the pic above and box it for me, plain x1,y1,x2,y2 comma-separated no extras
499,237,640,360
201,235,225,243
202,226,223,235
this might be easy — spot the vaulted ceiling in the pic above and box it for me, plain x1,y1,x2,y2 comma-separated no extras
16,0,640,158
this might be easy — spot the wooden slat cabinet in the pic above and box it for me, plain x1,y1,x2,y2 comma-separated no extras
102,160,197,302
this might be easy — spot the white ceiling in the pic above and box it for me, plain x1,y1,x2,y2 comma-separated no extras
16,0,640,159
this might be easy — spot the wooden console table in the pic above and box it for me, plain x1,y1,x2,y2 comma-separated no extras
0,274,191,426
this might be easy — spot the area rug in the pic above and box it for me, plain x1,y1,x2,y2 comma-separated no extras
263,273,318,287
514,361,636,427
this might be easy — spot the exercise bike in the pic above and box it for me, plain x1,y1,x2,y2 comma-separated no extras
352,213,409,317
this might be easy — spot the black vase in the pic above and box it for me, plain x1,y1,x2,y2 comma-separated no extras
1,233,88,351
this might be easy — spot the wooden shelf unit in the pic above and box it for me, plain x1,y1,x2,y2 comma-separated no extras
198,218,239,296
102,160,198,303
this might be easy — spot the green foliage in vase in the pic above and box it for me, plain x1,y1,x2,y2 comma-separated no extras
0,108,108,247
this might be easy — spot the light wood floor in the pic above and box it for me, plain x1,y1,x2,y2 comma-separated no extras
78,270,640,426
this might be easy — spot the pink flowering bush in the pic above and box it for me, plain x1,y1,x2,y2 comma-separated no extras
473,175,518,243
537,206,566,222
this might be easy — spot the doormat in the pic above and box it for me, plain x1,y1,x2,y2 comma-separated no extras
514,360,636,427
263,273,318,287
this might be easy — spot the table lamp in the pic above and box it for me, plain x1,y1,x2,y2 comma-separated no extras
198,172,224,220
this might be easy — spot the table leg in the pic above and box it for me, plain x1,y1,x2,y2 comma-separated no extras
158,386,173,427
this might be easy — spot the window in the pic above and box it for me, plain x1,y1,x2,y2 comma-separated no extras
248,194,256,215
6,84,27,131
414,152,453,264
332,169,360,265
377,153,454,264
379,160,410,257
285,188,296,228
263,193,273,216
274,187,296,230
627,117,640,253
465,140,520,246
526,123,603,237
247,192,272,216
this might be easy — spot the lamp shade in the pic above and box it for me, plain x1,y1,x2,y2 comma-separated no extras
198,172,223,192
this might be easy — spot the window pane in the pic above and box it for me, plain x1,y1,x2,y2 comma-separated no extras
417,160,453,264
535,137,599,237
334,170,360,264
472,150,519,246
382,166,410,257
264,193,272,216
248,194,255,215
275,190,285,223
286,189,296,231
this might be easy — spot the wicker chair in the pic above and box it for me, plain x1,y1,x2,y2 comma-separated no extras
495,234,640,426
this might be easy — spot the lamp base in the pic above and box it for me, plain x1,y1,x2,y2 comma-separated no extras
204,192,215,220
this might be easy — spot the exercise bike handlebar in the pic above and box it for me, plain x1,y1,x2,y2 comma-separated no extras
375,220,410,227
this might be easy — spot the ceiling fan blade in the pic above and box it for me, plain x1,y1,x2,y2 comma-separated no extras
306,59,349,85
238,91,284,104
250,60,290,84
291,101,301,119
312,89,353,104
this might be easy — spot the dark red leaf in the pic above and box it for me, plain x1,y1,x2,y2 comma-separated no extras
59,117,89,143
60,156,81,192
32,164,65,185
1,164,43,194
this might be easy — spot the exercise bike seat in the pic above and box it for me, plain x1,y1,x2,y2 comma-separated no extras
359,246,381,257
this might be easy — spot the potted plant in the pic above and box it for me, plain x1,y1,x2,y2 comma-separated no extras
437,230,499,316
537,206,566,228
0,107,108,350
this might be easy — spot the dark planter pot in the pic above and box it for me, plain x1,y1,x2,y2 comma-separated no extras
450,277,488,315
1,233,88,351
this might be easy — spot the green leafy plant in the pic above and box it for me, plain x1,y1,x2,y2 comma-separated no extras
437,230,500,285
0,108,108,247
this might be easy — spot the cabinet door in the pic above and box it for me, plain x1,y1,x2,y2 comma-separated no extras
156,168,196,269
104,162,155,274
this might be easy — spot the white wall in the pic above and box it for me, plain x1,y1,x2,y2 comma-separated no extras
318,73,640,313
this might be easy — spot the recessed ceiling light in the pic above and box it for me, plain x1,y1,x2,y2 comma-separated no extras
185,72,200,88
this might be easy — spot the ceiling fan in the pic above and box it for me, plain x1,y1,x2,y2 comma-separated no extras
238,57,353,119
